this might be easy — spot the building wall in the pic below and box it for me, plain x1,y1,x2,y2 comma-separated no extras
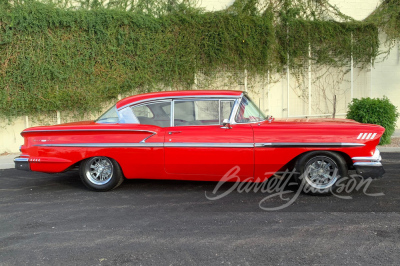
328,0,380,20
371,37,400,128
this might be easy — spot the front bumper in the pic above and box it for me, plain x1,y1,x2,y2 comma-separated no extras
14,157,30,171
352,148,385,179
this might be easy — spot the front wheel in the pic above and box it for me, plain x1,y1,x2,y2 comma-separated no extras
295,151,347,195
79,156,124,191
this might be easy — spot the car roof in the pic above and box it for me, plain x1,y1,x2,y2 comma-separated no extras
116,90,243,109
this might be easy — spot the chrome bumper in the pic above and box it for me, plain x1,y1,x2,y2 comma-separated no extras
352,148,385,178
14,157,30,171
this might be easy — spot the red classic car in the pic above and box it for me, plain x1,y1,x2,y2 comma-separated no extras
15,90,385,193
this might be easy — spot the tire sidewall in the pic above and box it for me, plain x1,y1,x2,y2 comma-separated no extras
79,157,123,191
295,151,347,195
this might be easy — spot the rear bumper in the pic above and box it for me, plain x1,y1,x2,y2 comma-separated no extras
352,149,385,179
14,157,30,171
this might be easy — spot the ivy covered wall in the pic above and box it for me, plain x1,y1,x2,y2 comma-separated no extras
0,0,384,118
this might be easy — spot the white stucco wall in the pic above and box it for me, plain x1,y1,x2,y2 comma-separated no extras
198,0,235,11
328,0,380,20
371,37,400,128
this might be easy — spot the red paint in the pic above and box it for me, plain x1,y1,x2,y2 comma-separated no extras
19,90,385,181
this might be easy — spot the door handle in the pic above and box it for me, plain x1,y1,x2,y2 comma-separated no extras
168,131,182,135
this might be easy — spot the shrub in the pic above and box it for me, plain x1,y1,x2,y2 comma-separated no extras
347,96,399,145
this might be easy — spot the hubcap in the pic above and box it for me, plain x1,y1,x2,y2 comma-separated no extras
304,156,338,189
85,157,113,185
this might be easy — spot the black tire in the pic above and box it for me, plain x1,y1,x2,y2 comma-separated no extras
79,156,124,191
294,151,347,195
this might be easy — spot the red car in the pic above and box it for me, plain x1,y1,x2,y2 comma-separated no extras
15,90,385,193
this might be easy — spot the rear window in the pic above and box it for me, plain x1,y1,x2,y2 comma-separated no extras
96,106,119,124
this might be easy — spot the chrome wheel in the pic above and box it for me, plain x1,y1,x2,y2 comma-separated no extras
85,157,114,185
304,156,338,189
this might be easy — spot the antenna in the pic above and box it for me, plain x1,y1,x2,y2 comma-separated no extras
258,98,261,120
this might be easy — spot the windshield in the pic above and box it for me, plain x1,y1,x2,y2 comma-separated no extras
96,106,119,124
235,95,266,123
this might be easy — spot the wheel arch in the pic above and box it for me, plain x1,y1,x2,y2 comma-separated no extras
282,150,352,172
73,155,126,178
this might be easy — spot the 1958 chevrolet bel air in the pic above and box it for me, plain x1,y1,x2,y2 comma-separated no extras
15,90,385,193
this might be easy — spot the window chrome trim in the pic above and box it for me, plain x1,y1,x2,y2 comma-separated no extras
219,99,221,124
117,95,241,111
231,93,267,125
128,99,172,109
118,99,172,126
229,94,243,124
220,99,236,125
171,99,175,127
170,98,237,127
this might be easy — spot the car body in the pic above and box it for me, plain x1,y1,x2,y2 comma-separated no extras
15,90,385,193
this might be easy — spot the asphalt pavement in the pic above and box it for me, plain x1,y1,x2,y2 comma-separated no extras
0,153,399,265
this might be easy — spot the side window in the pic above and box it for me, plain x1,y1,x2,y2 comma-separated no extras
220,100,234,123
131,101,171,127
174,101,195,122
133,105,153,118
173,100,219,126
235,96,266,123
96,106,119,124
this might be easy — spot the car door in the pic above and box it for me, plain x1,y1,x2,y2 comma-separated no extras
164,98,254,181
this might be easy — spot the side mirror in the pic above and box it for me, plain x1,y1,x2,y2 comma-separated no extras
221,119,231,129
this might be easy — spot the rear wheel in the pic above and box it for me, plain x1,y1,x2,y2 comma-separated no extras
295,151,347,195
79,156,124,191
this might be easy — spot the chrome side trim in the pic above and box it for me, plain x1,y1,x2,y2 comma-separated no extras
353,162,382,166
164,143,254,148
352,148,381,161
23,129,157,134
341,143,365,147
14,157,29,162
140,133,157,143
34,143,164,148
118,95,241,111
32,142,365,148
255,143,365,148
34,142,254,148
352,148,382,167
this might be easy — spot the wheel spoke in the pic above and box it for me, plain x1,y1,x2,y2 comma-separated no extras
85,157,114,185
304,155,340,190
